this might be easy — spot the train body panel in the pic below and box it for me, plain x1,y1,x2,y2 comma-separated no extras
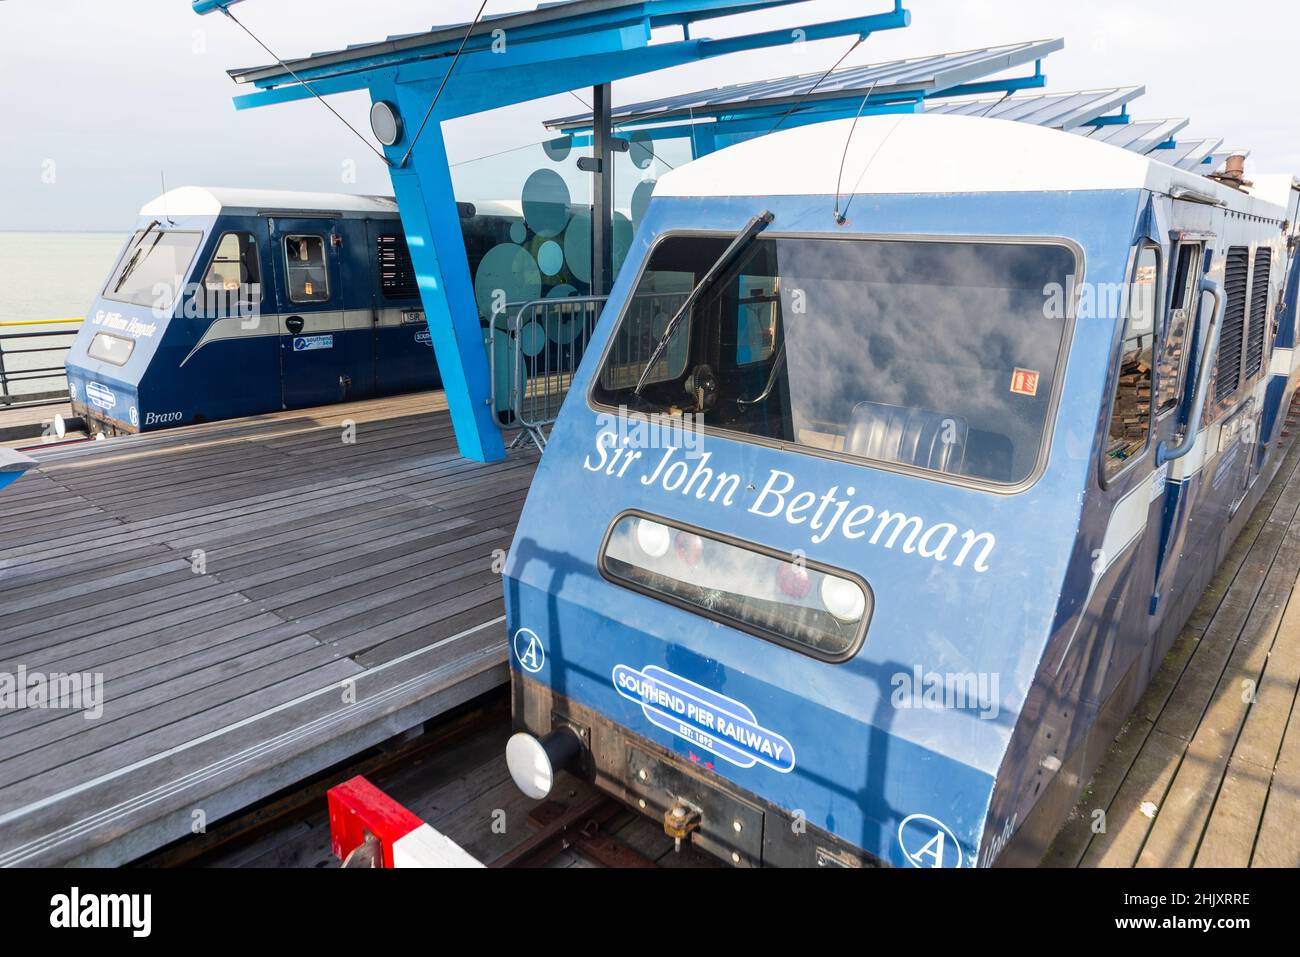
502,115,1299,866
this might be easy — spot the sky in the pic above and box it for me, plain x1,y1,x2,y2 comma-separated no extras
1,0,1298,231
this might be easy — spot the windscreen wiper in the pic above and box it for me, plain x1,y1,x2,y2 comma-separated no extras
134,220,161,248
113,223,164,294
632,210,774,396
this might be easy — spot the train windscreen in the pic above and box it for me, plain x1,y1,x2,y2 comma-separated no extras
592,235,1076,487
102,228,203,312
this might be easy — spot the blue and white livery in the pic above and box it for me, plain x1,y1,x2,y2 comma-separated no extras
64,187,445,434
502,114,1300,867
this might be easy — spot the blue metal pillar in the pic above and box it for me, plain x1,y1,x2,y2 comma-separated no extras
380,80,505,462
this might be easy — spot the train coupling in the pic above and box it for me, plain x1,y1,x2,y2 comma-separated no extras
663,799,702,852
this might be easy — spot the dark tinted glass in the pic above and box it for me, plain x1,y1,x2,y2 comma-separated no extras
593,236,1076,485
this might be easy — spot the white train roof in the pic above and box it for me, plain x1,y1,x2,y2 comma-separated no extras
139,186,400,218
655,113,1288,218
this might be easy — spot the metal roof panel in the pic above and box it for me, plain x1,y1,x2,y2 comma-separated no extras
926,86,1144,129
547,38,1064,128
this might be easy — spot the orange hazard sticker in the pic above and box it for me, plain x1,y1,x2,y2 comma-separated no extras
1010,368,1040,396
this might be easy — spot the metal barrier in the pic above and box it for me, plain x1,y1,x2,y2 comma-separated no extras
0,320,82,409
490,296,606,452
487,292,693,452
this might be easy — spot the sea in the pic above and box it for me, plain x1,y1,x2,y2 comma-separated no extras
0,232,124,398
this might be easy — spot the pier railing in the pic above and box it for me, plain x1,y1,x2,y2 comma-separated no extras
0,319,82,408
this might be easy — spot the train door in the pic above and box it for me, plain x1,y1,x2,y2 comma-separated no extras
365,221,431,395
1077,242,1165,707
1149,236,1210,602
270,216,350,409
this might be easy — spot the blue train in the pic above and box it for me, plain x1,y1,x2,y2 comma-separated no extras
501,114,1300,866
64,186,453,435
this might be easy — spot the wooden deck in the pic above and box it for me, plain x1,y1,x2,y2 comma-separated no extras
0,391,536,866
0,400,74,445
1047,416,1300,868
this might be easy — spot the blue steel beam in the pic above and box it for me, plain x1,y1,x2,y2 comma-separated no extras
561,96,926,152
192,0,245,12
230,4,912,114
209,1,911,462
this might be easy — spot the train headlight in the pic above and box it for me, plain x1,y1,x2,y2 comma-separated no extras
820,574,867,622
601,512,871,662
635,518,672,558
673,531,704,566
777,561,811,599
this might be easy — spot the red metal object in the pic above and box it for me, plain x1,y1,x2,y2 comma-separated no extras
327,775,423,868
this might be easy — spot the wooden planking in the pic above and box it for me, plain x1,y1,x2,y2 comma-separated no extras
0,402,74,445
0,390,536,865
1252,670,1300,866
1049,404,1300,868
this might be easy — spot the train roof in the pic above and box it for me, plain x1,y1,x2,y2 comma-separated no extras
138,186,401,219
655,113,1290,220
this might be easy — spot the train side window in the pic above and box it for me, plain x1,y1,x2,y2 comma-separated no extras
1156,243,1201,416
202,232,262,316
736,276,779,366
1103,246,1159,481
284,234,331,303
600,264,696,392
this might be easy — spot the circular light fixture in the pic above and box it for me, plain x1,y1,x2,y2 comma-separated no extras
369,100,403,147
820,574,866,622
635,519,672,558
673,531,704,566
777,561,811,599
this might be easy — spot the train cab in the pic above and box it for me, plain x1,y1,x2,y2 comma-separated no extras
501,113,1298,867
64,187,441,434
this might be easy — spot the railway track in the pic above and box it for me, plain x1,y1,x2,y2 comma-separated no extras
490,795,659,868
135,688,711,869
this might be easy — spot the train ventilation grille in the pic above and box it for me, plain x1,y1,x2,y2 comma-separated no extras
1244,248,1271,379
1215,245,1250,403
377,233,420,300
